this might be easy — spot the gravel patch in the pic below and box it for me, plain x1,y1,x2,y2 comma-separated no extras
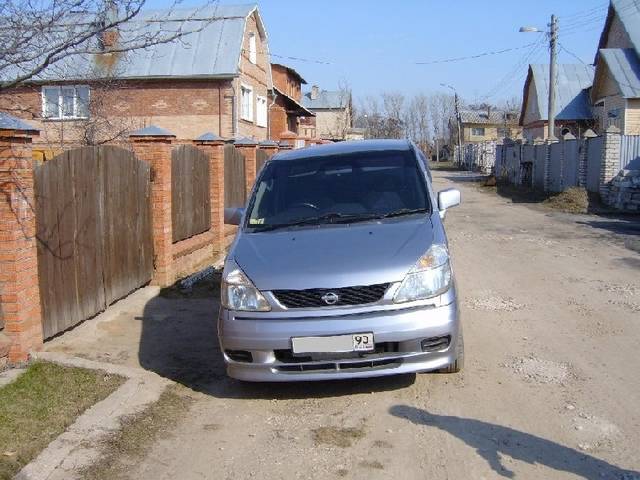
504,355,573,384
466,295,525,312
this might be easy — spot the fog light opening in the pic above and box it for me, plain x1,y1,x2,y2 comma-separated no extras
225,350,254,363
421,336,451,352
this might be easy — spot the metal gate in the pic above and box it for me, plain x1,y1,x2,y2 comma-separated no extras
586,136,603,193
35,146,153,338
224,144,247,208
620,134,640,170
562,139,580,189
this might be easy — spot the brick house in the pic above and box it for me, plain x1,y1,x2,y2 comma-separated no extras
0,4,273,147
269,63,315,141
301,86,353,141
520,64,595,141
590,0,640,134
451,109,522,144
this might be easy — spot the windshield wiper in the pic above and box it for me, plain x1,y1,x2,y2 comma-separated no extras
251,212,378,232
377,207,428,219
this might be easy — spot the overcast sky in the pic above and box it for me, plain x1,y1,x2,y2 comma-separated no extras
149,0,609,105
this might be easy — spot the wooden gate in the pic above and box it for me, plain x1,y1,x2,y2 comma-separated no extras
171,145,211,242
224,144,246,208
256,149,269,175
35,146,153,338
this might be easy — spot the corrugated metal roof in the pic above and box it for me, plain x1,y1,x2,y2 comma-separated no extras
612,0,640,53
459,110,519,125
599,48,640,98
130,125,175,136
529,64,594,120
1,4,259,82
302,90,348,110
0,112,39,131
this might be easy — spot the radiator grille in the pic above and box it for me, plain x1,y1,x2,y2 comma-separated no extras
273,283,389,308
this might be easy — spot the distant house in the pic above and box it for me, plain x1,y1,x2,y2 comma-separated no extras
301,85,353,141
269,63,315,141
590,0,640,134
451,108,521,144
0,4,273,145
520,64,595,141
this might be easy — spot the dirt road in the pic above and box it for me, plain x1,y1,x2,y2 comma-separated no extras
48,169,640,479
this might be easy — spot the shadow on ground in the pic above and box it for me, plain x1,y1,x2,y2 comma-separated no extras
137,273,415,399
390,405,639,480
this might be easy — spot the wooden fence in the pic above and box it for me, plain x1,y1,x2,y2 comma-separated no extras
224,144,247,208
256,148,269,175
35,146,153,339
171,145,211,243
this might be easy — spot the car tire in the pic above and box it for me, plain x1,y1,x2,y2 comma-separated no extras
439,328,464,374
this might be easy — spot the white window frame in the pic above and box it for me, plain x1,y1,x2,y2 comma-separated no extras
248,33,257,64
256,95,267,127
240,84,254,122
41,85,90,120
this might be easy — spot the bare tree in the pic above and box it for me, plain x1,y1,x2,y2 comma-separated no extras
0,0,217,91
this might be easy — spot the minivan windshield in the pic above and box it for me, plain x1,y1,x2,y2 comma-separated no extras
246,150,430,231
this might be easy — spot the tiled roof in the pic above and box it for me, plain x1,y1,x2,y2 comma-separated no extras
459,110,519,125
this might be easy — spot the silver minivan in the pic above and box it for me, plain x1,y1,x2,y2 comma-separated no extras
220,139,462,381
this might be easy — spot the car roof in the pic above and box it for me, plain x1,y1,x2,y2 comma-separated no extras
271,139,413,162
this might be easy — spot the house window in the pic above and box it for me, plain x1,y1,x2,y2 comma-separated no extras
471,127,485,136
42,86,89,119
240,84,253,122
248,33,257,64
256,95,267,127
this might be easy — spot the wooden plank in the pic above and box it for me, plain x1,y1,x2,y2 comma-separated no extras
224,145,246,208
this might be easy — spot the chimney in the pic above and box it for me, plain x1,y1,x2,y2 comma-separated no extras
100,29,119,49
310,85,319,100
99,1,119,50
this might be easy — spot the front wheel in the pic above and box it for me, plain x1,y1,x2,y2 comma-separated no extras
439,328,464,373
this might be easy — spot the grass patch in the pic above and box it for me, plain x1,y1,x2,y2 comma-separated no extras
428,161,459,171
0,361,125,480
81,384,194,480
312,426,365,448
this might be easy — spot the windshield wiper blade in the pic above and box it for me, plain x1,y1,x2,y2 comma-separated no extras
378,208,428,219
251,212,362,232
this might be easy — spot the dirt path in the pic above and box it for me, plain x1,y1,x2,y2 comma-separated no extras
47,169,640,479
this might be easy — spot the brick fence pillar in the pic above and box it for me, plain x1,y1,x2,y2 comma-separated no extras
194,134,226,257
599,125,621,202
579,129,597,188
0,123,43,364
258,141,279,159
235,139,258,198
129,127,176,287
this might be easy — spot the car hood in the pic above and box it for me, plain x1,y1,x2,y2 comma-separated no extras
234,217,434,290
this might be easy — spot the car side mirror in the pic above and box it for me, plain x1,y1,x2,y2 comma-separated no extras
224,207,245,226
437,188,461,219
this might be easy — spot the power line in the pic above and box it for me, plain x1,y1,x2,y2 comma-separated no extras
558,42,590,65
413,42,539,65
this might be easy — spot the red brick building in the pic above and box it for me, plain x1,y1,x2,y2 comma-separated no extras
0,4,273,147
269,63,314,141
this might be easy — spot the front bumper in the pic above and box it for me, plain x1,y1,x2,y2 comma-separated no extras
218,300,460,382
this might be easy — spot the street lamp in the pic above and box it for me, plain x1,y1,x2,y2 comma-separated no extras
440,83,463,164
520,15,558,139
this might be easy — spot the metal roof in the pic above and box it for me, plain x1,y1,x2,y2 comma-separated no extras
527,64,594,121
599,48,640,98
232,136,258,145
0,112,39,131
272,86,315,116
612,0,640,53
459,110,519,125
196,132,226,141
272,139,412,162
2,4,261,82
302,90,349,110
130,125,175,136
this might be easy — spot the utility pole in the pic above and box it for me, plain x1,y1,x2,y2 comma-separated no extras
454,92,463,164
548,14,558,140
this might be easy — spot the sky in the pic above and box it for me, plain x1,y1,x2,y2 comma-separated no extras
147,0,609,105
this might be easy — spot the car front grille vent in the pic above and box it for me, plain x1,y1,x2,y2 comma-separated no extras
273,283,390,308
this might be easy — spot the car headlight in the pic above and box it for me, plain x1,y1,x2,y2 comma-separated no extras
221,262,271,311
393,244,452,303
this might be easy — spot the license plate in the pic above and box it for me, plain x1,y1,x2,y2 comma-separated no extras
292,333,375,354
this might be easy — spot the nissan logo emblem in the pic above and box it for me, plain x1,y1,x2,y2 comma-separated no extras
321,292,339,305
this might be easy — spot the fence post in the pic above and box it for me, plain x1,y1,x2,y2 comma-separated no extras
544,138,558,192
234,138,258,197
194,133,226,257
0,120,43,365
599,125,621,203
129,126,176,287
579,129,597,188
